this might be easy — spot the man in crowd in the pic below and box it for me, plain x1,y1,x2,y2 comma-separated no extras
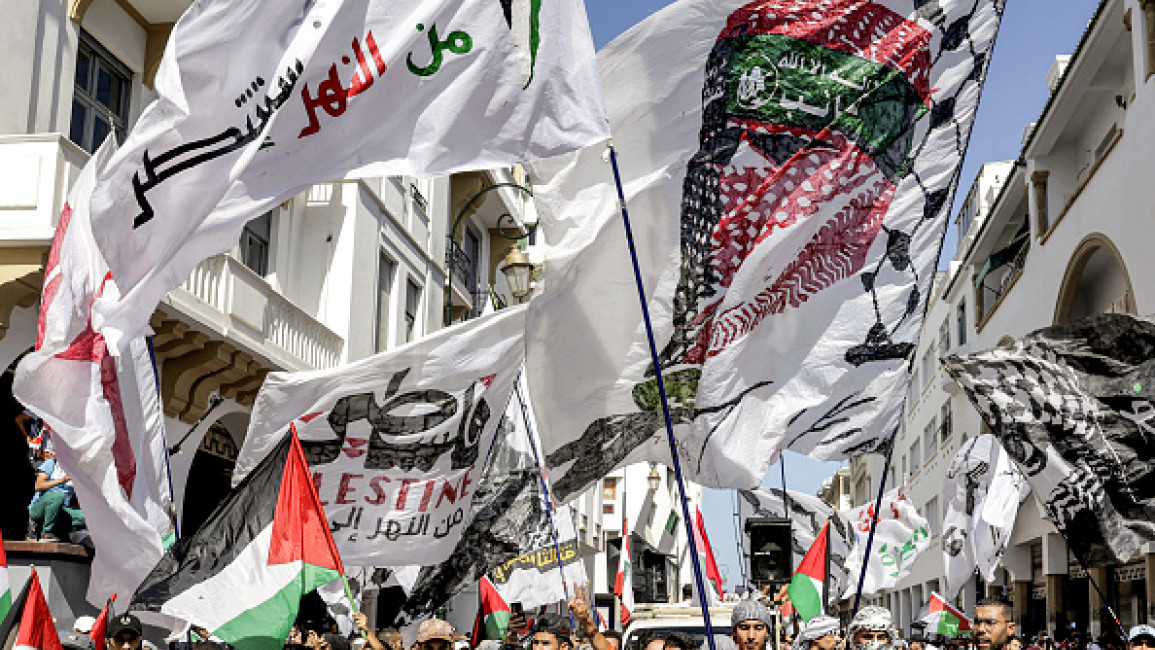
790,615,842,650
848,606,898,650
530,614,574,650
416,619,455,650
1127,625,1155,650
732,598,774,650
105,614,144,650
973,599,1016,650
28,450,85,542
61,631,95,650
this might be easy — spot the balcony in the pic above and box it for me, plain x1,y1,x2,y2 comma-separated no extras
0,134,89,243
170,254,343,371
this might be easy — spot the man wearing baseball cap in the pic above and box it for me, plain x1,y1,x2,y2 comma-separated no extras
732,599,774,650
104,614,143,650
416,618,455,650
1127,626,1155,650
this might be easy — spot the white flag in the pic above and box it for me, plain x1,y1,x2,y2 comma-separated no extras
13,138,174,606
88,0,609,349
234,306,526,566
942,434,1029,598
841,485,930,597
525,0,1006,501
491,505,588,610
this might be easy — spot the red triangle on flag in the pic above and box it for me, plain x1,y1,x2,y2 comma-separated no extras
298,412,325,424
89,594,116,644
15,572,63,650
268,426,345,573
794,521,828,580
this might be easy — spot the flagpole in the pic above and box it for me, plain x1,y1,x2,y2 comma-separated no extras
512,376,577,632
851,437,896,616
147,337,180,541
780,456,800,634
606,142,717,650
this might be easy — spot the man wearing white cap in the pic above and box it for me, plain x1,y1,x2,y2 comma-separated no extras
1127,625,1155,650
790,616,842,650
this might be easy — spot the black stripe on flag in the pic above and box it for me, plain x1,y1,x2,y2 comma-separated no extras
130,434,292,610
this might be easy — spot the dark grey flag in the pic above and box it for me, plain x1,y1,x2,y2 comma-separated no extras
943,313,1155,565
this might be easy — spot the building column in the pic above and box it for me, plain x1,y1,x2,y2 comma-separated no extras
1014,582,1031,630
1145,543,1155,624
1005,544,1034,630
1044,533,1069,636
1088,567,1109,638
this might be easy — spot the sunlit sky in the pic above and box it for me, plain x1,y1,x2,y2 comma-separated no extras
579,0,1097,587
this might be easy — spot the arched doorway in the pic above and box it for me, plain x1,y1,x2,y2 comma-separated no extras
180,411,249,536
1054,235,1136,325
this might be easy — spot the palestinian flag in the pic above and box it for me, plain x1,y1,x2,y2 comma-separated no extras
479,577,512,640
920,592,971,637
0,531,11,625
130,431,344,650
614,518,634,626
0,571,62,650
787,521,828,622
692,507,723,604
89,594,116,644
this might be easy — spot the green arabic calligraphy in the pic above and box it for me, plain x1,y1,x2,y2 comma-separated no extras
407,23,473,77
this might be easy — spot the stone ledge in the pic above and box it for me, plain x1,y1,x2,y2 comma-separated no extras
4,540,93,561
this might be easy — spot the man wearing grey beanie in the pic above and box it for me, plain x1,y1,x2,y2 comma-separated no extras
732,599,775,650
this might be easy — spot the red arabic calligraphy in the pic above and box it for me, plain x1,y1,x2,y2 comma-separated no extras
299,32,387,138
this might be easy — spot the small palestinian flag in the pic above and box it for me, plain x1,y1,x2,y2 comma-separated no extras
920,592,971,637
787,521,828,622
479,577,512,640
0,571,62,650
131,430,344,650
89,594,116,644
0,530,11,624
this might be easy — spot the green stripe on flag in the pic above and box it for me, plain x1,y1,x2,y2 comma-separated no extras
213,564,341,650
787,574,823,621
485,611,511,639
0,590,10,623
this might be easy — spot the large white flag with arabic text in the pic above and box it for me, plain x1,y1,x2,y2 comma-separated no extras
841,485,930,597
89,0,608,349
234,306,526,567
13,138,174,606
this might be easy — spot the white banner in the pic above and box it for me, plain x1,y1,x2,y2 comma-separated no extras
942,434,1029,598
491,505,587,610
235,306,526,566
524,0,1006,501
13,137,174,606
841,485,930,597
88,0,608,349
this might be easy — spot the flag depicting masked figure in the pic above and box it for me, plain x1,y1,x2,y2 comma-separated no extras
13,137,174,607
525,0,1008,501
234,306,526,568
941,434,1029,598
87,0,609,350
841,485,929,597
944,314,1155,565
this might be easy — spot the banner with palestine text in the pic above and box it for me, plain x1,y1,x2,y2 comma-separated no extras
526,0,1008,503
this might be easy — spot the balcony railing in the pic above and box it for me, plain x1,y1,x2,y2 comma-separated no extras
179,254,343,370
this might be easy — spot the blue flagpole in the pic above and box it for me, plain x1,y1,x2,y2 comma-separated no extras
513,375,577,632
147,336,180,542
606,142,717,650
851,436,896,616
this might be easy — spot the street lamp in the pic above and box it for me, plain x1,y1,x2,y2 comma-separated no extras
500,246,534,303
647,463,661,492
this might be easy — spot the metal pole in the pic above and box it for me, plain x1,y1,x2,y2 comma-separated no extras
606,142,717,650
851,439,897,616
513,375,577,632
147,337,180,541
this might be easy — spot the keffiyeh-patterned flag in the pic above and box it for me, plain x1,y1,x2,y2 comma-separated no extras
526,0,1008,500
943,313,1155,565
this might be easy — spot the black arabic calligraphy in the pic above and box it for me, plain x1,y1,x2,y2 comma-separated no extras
130,60,303,229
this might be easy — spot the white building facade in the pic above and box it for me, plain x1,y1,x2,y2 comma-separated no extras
849,0,1155,640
